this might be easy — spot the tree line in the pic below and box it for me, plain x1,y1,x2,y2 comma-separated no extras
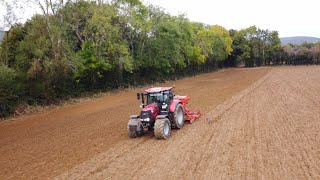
0,0,319,117
281,42,320,65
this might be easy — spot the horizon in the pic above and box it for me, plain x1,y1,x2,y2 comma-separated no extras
1,30,319,39
280,36,320,38
0,27,318,39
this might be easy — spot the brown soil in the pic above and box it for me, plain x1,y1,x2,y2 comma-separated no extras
1,67,319,179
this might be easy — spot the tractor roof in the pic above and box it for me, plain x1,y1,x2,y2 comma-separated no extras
144,87,173,93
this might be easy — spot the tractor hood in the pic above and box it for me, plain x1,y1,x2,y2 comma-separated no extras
140,102,159,121
142,102,157,112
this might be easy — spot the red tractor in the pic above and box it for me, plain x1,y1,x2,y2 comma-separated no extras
128,87,201,140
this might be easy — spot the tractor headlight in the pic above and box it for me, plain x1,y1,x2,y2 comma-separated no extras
162,104,168,109
143,118,150,122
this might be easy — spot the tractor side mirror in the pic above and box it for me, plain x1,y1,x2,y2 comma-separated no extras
169,94,173,99
137,93,140,100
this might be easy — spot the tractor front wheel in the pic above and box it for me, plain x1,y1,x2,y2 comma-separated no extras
128,128,138,138
128,123,144,138
154,118,171,140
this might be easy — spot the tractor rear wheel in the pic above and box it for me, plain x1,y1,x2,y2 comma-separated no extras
173,103,185,129
154,118,171,140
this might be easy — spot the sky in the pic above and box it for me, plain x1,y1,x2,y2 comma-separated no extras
144,0,320,38
0,0,319,37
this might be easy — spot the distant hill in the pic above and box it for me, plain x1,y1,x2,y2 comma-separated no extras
280,36,320,45
0,30,4,43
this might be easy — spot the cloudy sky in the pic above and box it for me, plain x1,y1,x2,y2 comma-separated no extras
1,0,319,37
144,0,320,37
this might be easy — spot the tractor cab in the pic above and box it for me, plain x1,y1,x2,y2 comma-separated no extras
137,87,174,112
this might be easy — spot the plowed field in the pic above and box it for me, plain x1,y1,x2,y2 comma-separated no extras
1,66,320,179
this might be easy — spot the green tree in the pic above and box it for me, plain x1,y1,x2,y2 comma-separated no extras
266,31,281,65
74,40,111,88
210,25,233,62
85,3,133,86
0,24,27,67
0,64,21,117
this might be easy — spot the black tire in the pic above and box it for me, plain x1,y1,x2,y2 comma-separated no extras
128,128,138,138
128,123,144,138
154,118,171,140
173,103,185,129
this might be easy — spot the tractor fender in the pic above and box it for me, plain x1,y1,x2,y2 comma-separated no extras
130,115,139,119
169,99,181,113
156,115,168,119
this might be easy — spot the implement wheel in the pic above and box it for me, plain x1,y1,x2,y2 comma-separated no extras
154,118,171,140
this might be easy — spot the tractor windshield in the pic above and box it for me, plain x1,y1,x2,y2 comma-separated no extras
147,91,169,105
